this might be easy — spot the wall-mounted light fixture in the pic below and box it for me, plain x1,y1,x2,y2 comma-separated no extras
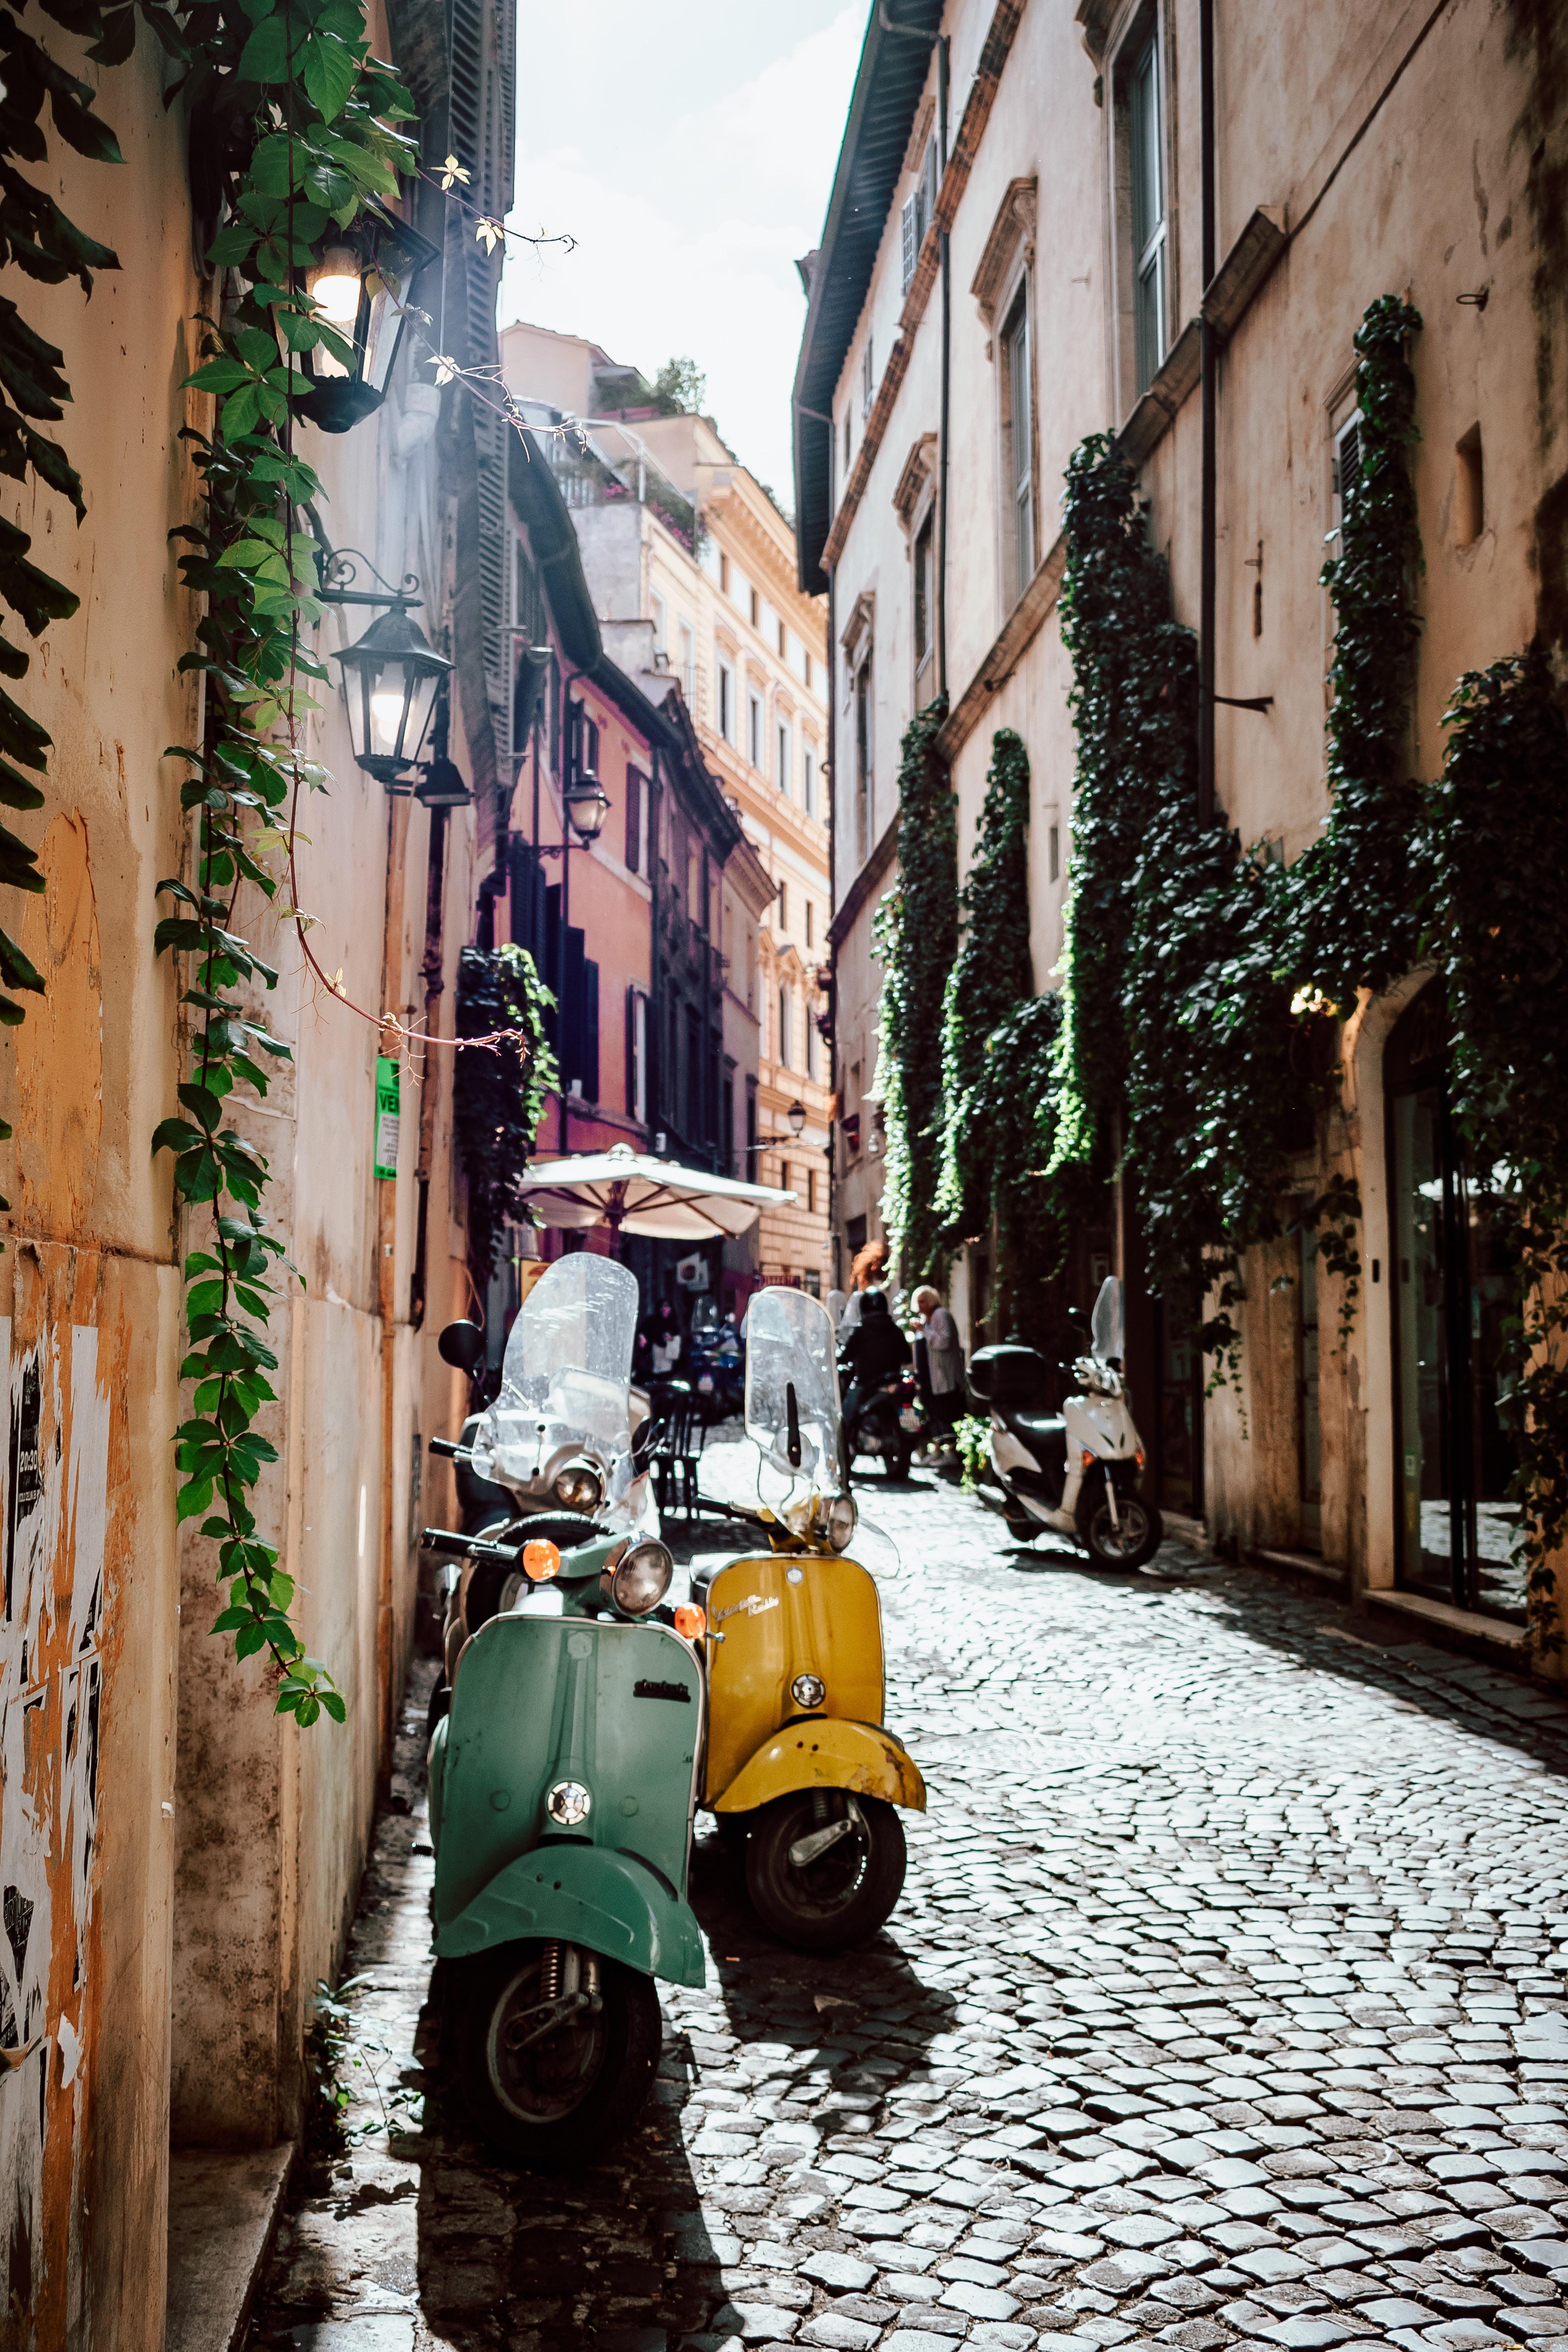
297,203,441,434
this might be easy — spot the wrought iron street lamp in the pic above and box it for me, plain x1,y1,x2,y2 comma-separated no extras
330,604,453,790
787,1099,807,1138
563,769,612,842
415,756,472,809
297,203,441,434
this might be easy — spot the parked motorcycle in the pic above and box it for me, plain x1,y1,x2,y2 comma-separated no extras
970,1276,1164,1568
421,1253,704,2171
841,1363,923,1481
686,1304,745,1424
690,1286,925,1951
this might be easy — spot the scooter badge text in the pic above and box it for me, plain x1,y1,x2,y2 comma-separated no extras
714,1592,780,1625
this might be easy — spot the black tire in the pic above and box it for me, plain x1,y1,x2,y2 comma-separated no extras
450,1940,661,2171
1076,1477,1163,1569
744,1791,907,1953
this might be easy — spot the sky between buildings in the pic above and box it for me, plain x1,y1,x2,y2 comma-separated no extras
501,1,864,509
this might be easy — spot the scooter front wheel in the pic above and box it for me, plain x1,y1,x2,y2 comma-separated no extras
744,1791,906,1952
450,1939,661,2171
1076,1480,1163,1569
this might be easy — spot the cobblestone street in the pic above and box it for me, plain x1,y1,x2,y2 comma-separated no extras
252,1479,1568,2352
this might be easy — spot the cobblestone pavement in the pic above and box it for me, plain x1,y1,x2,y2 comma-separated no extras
252,1475,1568,2352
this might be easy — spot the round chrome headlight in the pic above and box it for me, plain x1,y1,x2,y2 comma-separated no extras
791,1672,827,1710
826,1493,857,1552
610,1539,673,1617
545,1779,591,1827
553,1462,604,1511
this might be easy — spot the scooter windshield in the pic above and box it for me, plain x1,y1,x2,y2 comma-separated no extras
744,1286,842,1492
1091,1275,1126,1366
470,1255,643,1517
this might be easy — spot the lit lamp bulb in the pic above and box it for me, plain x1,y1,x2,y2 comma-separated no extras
309,246,362,326
370,683,407,757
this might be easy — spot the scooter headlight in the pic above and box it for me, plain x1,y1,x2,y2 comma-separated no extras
608,1539,673,1616
553,1461,604,1511
825,1493,857,1552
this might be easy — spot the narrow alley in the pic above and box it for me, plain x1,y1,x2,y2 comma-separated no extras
249,1481,1568,2352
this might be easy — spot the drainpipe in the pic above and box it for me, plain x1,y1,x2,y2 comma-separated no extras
1197,0,1217,829
937,31,951,703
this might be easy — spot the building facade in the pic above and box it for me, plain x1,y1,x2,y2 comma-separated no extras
498,323,834,1297
799,0,1568,1658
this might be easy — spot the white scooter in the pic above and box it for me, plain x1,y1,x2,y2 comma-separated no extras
969,1278,1164,1568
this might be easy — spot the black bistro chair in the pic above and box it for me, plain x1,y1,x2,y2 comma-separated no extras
646,1381,706,1522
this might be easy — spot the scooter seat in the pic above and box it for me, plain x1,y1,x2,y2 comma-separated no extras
1011,1412,1067,1481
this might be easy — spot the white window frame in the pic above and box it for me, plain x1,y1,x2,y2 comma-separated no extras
777,720,792,796
748,690,763,770
717,658,734,742
1125,25,1168,398
803,745,817,819
999,278,1035,608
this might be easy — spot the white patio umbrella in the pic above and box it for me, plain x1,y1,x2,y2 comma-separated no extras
513,1140,795,1252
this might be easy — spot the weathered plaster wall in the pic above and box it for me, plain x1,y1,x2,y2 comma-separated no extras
0,20,194,2339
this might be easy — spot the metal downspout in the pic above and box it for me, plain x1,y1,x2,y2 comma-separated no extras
1198,0,1217,828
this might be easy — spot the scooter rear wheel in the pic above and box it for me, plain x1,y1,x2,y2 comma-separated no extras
744,1791,906,1952
450,1940,661,2171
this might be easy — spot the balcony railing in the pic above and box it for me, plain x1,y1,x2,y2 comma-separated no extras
546,423,700,555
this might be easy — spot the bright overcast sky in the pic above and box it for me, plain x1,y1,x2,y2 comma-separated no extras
500,3,865,506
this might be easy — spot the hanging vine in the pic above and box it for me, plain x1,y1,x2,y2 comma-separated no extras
453,944,556,1282
1427,651,1568,1653
152,0,421,1723
871,695,956,1283
1043,298,1425,1379
935,726,1032,1245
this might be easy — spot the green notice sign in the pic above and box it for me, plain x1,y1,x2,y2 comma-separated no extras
374,1055,401,1180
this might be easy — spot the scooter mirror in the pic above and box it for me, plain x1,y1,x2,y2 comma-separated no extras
438,1320,486,1374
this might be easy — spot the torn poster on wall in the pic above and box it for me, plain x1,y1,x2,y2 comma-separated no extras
0,1319,110,2321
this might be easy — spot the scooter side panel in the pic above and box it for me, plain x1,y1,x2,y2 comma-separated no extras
702,1555,884,1805
713,1716,926,1814
434,1613,701,1934
433,1841,706,1987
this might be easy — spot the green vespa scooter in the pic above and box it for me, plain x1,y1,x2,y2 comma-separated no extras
423,1255,705,2171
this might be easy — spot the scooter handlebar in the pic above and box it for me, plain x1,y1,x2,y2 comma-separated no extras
428,1437,474,1461
420,1527,515,1561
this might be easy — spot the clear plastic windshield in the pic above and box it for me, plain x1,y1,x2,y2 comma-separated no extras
744,1287,842,1491
1091,1275,1126,1366
471,1255,650,1528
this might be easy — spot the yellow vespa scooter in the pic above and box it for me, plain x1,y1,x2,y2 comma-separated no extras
688,1286,925,1951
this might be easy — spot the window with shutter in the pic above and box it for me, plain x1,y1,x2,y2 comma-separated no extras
901,193,918,293
624,768,643,873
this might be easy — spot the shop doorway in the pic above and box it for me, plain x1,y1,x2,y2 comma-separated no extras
1385,982,1523,1619
1155,1294,1203,1518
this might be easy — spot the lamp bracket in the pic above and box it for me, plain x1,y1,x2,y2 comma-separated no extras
319,547,422,609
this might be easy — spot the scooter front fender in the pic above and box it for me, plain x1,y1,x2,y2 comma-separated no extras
713,1716,926,1816
433,1840,706,1988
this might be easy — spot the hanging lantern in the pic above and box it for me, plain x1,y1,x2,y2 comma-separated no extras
564,770,612,841
416,756,473,809
297,203,441,434
331,607,453,789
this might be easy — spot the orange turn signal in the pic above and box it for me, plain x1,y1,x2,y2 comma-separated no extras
1081,1449,1096,1468
673,1603,706,1640
523,1538,561,1582
1134,1447,1145,1468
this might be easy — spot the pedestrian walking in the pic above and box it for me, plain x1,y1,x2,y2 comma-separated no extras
912,1283,964,1449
